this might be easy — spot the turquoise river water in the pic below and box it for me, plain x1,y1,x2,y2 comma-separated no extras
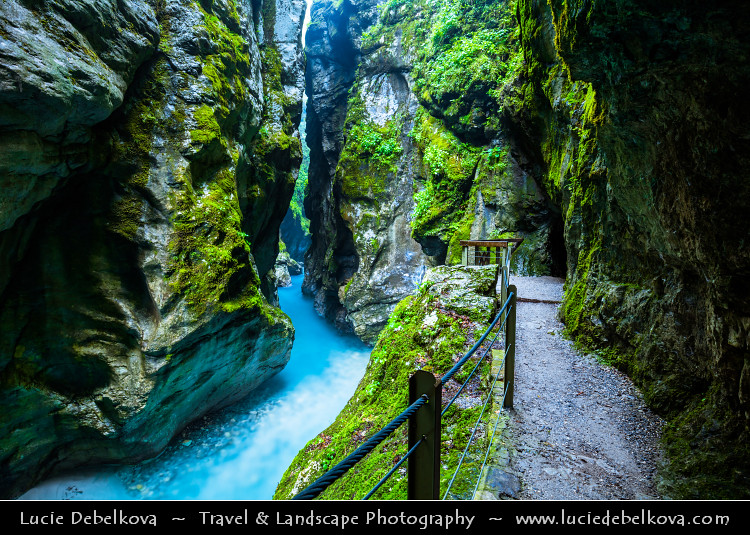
20,275,371,500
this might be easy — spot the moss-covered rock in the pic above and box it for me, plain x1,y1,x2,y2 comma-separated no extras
303,0,750,498
303,0,563,346
274,264,502,499
510,0,750,498
0,0,305,499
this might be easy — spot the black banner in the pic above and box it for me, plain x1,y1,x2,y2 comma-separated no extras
3,499,747,532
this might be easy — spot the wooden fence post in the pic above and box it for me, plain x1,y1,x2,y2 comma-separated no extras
408,370,441,499
503,285,517,409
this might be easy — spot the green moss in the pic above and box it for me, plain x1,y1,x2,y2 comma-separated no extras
445,195,477,266
561,239,601,344
274,274,500,500
410,108,480,242
336,89,405,203
192,0,252,130
582,85,605,125
342,277,354,298
190,104,222,145
107,196,144,240
106,59,176,240
659,385,750,499
166,165,267,318
364,0,521,131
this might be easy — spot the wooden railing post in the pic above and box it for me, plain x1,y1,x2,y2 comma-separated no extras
408,370,441,499
500,248,508,304
504,285,517,409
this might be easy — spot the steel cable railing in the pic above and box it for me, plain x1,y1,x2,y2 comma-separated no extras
440,292,514,387
362,437,424,500
441,295,515,499
291,394,429,500
469,341,513,499
440,296,512,417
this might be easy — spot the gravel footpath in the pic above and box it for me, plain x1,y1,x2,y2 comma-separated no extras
479,276,665,500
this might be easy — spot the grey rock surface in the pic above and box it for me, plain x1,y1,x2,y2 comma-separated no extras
301,0,563,346
0,0,304,499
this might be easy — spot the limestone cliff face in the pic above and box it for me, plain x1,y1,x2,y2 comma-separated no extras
0,0,305,498
303,0,561,344
302,0,750,497
512,0,750,497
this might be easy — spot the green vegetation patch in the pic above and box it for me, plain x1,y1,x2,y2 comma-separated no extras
410,108,481,243
274,265,502,500
336,89,405,203
366,0,522,131
166,165,268,319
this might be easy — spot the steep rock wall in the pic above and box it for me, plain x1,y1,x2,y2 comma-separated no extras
303,0,562,344
301,0,750,498
512,0,750,497
0,0,305,498
275,264,501,499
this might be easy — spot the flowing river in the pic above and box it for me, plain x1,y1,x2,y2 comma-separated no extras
20,275,370,500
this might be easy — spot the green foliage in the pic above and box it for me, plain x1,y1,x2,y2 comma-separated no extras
290,108,312,235
290,172,310,235
412,0,521,125
336,94,404,201
412,180,436,221
420,28,514,98
352,0,526,255
273,274,500,500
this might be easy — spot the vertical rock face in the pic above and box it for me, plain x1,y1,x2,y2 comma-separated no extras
0,0,305,498
279,95,312,264
303,0,561,344
512,0,750,497
302,0,750,497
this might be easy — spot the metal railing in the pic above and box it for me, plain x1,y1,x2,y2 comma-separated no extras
291,280,518,501
460,239,523,268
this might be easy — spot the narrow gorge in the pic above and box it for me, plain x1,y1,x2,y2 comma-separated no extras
1,0,749,500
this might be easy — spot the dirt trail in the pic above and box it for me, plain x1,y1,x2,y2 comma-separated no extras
478,276,665,500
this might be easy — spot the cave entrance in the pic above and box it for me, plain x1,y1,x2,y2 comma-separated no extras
548,212,567,278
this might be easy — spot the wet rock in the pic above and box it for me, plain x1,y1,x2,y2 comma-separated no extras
302,0,561,345
0,0,305,499
274,247,302,287
484,468,522,499
275,263,501,499
514,0,750,497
